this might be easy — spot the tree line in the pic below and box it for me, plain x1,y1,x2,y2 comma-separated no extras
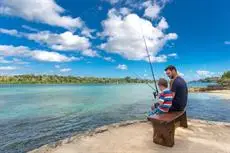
218,71,230,87
0,75,154,84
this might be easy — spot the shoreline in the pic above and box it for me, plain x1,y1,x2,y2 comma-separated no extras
28,119,230,153
189,89,230,99
205,90,230,99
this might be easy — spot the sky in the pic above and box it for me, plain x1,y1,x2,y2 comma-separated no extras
0,0,229,81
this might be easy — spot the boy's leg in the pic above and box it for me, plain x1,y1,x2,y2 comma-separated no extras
155,108,165,114
146,108,158,116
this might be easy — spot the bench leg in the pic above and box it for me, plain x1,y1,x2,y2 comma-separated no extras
152,122,175,147
180,111,188,128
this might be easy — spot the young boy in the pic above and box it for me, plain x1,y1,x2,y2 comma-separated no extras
147,78,173,116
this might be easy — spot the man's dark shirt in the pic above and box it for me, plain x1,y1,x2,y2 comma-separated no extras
169,76,188,111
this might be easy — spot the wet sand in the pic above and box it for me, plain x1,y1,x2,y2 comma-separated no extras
29,119,230,153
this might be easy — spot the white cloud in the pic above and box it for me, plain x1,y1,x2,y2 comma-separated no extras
26,31,91,51
103,57,115,62
0,57,29,64
103,0,142,9
0,28,98,57
146,53,177,63
142,0,169,19
196,70,215,78
22,25,39,32
143,1,161,19
157,17,169,30
119,7,131,16
99,9,177,62
148,55,167,63
104,0,120,5
31,51,77,62
60,68,72,72
0,45,29,56
81,27,95,39
224,41,230,45
0,0,83,30
12,58,29,64
178,71,185,77
0,66,17,71
167,53,178,59
82,49,100,57
0,28,20,37
165,33,178,39
0,57,12,64
0,45,78,62
116,64,128,70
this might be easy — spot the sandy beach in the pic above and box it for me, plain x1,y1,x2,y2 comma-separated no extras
29,119,230,153
206,90,230,100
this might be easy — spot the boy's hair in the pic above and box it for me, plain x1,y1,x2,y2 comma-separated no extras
158,78,168,88
164,65,177,72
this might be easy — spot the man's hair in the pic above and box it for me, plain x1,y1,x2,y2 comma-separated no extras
158,78,168,88
165,65,177,72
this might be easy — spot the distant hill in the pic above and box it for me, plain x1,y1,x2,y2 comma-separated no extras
189,71,230,88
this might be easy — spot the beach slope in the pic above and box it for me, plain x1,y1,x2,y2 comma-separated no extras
29,120,230,153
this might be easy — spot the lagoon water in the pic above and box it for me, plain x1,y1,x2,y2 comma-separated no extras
0,83,230,153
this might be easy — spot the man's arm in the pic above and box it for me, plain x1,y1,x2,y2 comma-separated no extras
171,80,177,98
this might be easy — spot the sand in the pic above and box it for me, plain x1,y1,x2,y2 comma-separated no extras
206,90,230,100
29,120,230,153
189,89,230,100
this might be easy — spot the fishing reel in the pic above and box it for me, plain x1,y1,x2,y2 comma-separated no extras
153,91,158,99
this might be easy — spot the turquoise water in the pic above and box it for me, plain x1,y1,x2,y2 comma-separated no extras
0,83,230,153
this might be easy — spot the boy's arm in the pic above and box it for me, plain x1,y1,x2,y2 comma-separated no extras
160,91,173,110
158,93,164,105
171,92,175,98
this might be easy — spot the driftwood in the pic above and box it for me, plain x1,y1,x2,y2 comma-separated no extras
147,111,188,147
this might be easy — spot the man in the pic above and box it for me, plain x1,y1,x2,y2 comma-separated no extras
165,65,188,111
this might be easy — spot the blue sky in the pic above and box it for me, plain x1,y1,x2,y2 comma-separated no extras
0,0,229,81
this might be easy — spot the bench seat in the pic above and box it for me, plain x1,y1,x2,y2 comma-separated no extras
147,110,188,147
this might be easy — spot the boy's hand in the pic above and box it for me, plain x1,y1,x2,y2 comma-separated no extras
151,105,155,110
159,101,164,105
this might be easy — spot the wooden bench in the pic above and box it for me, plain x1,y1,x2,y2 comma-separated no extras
147,110,188,147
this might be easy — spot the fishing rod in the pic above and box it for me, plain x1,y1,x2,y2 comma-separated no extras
142,34,159,99
76,2,159,98
133,72,156,91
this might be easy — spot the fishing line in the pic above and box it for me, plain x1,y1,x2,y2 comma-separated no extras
132,72,156,91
